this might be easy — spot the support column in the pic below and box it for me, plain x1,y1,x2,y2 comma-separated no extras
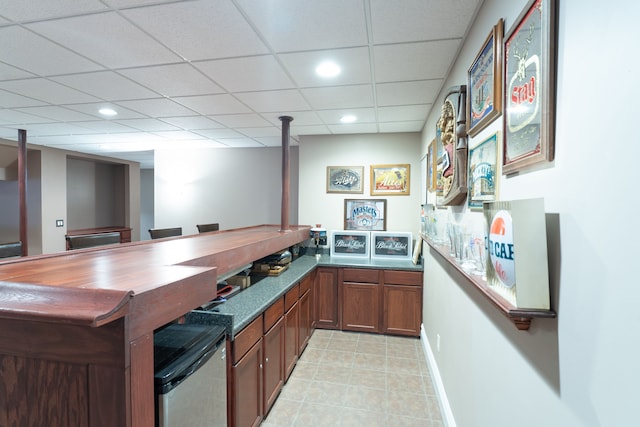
18,129,28,256
278,116,293,232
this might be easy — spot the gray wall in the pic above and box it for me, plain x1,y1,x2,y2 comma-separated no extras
67,157,126,230
153,146,299,235
419,0,640,426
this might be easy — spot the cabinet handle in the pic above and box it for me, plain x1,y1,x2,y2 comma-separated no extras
260,363,263,369
265,357,269,363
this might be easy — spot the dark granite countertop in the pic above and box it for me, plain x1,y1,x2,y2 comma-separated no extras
187,253,423,339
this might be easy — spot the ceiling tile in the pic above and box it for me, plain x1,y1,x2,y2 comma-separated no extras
122,0,269,61
72,120,140,133
118,64,223,97
235,90,310,113
279,47,372,87
0,89,47,108
236,127,281,138
0,26,102,76
116,98,197,117
237,0,368,52
316,108,376,125
103,0,178,7
290,124,331,136
209,114,272,128
370,0,481,43
173,94,251,115
16,105,97,121
377,105,430,122
160,116,224,130
374,40,460,82
0,62,36,80
216,138,264,148
26,12,181,68
327,123,379,134
301,85,373,110
114,118,181,132
376,80,443,106
195,56,294,92
0,0,108,22
261,111,323,127
64,103,146,120
17,122,94,136
0,108,56,124
52,71,160,100
193,128,244,139
0,78,100,104
152,130,207,140
378,121,425,133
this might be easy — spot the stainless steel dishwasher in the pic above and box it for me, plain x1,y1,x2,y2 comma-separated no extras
154,323,227,427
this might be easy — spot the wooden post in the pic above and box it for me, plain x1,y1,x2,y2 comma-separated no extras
279,116,293,232
18,129,28,256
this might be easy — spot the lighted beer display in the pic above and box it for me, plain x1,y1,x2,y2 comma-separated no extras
483,198,550,309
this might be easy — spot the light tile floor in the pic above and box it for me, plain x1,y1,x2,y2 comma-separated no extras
262,329,443,427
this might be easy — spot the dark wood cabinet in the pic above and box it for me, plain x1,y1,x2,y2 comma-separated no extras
232,339,263,427
298,274,313,354
342,282,381,333
382,270,423,336
263,315,284,416
316,267,423,337
284,285,299,381
231,316,264,427
315,267,340,329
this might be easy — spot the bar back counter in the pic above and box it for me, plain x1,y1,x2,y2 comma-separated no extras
0,225,310,427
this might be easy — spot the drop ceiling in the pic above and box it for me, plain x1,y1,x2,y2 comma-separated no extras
0,0,482,168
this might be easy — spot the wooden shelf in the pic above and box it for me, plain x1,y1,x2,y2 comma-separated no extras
422,235,555,331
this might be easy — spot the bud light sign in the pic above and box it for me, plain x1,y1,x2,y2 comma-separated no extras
488,210,515,288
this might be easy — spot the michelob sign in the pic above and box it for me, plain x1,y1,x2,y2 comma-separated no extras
483,198,550,309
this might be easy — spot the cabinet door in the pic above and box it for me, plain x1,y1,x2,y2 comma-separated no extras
232,339,263,427
342,282,380,333
284,300,299,381
298,288,311,354
383,285,422,336
315,267,339,329
263,316,284,416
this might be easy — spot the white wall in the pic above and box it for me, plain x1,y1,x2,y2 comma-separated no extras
298,133,422,236
153,146,299,236
421,0,640,426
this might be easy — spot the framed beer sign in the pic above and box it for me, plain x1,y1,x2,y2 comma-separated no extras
330,230,370,258
370,232,412,260
503,0,557,175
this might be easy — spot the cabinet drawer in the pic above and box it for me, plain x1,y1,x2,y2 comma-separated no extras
343,268,380,283
384,270,423,286
264,297,284,333
284,284,300,311
233,315,263,363
299,274,312,295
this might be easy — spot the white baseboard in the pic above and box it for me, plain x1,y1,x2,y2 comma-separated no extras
420,324,456,427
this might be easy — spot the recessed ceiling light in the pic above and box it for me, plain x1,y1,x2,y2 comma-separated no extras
98,107,117,116
315,61,341,78
340,115,357,123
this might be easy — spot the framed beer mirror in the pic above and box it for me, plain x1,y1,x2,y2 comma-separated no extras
436,85,468,206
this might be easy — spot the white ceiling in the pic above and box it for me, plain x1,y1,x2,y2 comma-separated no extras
0,0,482,168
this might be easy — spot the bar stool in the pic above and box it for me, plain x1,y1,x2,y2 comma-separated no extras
66,233,121,250
0,241,22,258
148,227,182,239
196,223,220,233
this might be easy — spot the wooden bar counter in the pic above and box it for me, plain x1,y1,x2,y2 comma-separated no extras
0,224,310,427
